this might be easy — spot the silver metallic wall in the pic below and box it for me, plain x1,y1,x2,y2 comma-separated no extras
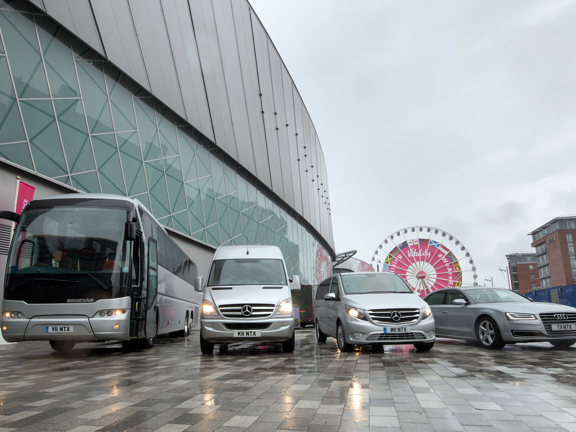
28,0,334,253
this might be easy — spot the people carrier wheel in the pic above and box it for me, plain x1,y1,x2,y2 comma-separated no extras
476,316,505,350
414,342,434,351
336,322,353,352
316,321,327,342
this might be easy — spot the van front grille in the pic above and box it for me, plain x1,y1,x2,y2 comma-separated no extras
368,308,420,324
219,304,275,318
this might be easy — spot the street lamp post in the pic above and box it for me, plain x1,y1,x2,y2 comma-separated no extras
499,267,511,290
485,277,493,287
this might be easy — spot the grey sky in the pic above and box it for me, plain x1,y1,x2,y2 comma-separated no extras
249,0,576,287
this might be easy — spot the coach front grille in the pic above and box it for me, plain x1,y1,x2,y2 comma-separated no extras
539,312,576,335
219,304,275,318
368,308,420,324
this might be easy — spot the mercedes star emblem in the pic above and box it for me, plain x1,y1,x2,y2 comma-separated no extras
391,311,402,322
241,305,253,317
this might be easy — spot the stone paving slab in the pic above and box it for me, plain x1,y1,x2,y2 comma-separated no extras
2,330,576,431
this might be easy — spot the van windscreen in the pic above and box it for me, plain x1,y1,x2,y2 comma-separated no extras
208,259,287,286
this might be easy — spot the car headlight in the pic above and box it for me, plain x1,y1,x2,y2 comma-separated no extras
422,306,432,318
505,312,537,320
202,300,217,316
346,306,367,320
277,298,293,315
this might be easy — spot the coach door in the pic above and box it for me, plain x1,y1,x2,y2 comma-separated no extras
145,239,158,339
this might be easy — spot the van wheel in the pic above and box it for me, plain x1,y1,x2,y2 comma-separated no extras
316,320,327,342
336,322,353,352
282,331,295,353
200,332,214,354
414,342,435,351
49,340,75,354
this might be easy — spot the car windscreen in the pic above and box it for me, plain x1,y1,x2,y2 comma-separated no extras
466,289,531,303
207,259,287,286
341,273,414,294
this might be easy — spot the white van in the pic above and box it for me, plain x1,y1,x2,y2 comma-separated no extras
196,245,300,354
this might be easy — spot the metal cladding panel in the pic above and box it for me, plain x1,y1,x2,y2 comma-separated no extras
162,0,213,141
90,0,150,93
189,0,238,161
128,0,185,117
281,66,302,215
293,90,310,223
28,0,45,11
233,4,269,187
212,0,255,173
269,47,294,210
252,18,284,198
43,0,104,56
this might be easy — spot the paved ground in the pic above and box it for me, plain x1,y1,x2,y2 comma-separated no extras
1,329,576,431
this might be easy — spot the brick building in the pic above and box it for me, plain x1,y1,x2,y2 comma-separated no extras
528,217,576,289
506,253,539,294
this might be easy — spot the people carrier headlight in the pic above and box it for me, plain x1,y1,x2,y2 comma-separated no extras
346,306,367,321
277,298,293,315
422,306,432,318
202,300,217,317
506,312,537,320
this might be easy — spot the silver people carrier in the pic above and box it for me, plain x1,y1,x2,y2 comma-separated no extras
196,245,300,354
314,272,435,351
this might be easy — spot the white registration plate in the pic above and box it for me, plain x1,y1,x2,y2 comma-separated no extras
46,325,73,333
384,326,410,334
233,330,261,337
551,323,575,331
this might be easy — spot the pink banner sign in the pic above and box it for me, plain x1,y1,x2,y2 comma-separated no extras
15,181,35,214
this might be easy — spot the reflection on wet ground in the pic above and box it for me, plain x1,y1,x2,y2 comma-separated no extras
1,329,576,431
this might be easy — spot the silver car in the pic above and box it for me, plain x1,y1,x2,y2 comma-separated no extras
314,272,435,351
424,287,576,349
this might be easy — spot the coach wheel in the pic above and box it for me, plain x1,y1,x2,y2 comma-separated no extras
49,340,75,354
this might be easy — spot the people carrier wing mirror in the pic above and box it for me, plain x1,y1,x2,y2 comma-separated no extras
194,276,204,292
0,211,20,223
452,298,467,306
324,292,337,301
291,275,301,290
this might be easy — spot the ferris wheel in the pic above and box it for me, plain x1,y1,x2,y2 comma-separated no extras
371,226,478,297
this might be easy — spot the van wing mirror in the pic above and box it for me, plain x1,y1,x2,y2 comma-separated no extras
291,275,301,290
324,292,337,301
0,211,20,223
194,276,204,292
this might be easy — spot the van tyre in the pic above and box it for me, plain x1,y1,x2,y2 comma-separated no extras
414,342,435,351
200,332,214,354
476,316,505,350
316,320,327,343
49,340,75,354
282,331,295,353
336,321,353,352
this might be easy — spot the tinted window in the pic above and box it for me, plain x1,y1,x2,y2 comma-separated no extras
341,273,414,294
316,280,331,300
446,291,467,305
425,291,445,305
330,277,340,299
208,259,287,286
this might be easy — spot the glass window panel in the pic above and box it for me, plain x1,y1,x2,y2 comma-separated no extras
118,131,147,196
70,38,101,61
211,151,226,198
241,212,250,245
133,192,152,212
156,104,178,157
76,60,113,134
20,99,67,177
185,179,204,233
104,64,136,132
247,182,257,208
249,206,259,245
177,127,198,182
231,236,243,246
35,16,79,98
192,228,206,244
55,175,71,186
54,98,95,174
172,210,191,236
144,158,170,219
199,175,216,227
0,11,49,98
225,165,236,195
0,32,3,54
0,56,25,143
206,223,220,247
229,196,241,239
158,215,173,230
134,98,160,161
196,141,211,178
0,1,32,12
0,141,32,169
92,133,125,195
237,175,249,212
216,196,231,244
164,156,186,213
228,191,239,220
71,171,100,193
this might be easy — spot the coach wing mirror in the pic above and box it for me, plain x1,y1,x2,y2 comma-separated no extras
194,276,204,292
291,275,301,290
452,299,467,306
0,211,20,223
124,221,136,241
324,292,337,301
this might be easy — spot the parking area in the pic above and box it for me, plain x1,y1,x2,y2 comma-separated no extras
1,328,576,431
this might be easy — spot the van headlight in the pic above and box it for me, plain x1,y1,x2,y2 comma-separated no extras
346,307,367,321
277,299,293,315
202,300,217,317
422,306,432,318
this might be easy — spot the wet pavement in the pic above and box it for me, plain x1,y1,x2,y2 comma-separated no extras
1,329,576,431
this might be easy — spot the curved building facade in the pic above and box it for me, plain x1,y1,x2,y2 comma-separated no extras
0,0,334,284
